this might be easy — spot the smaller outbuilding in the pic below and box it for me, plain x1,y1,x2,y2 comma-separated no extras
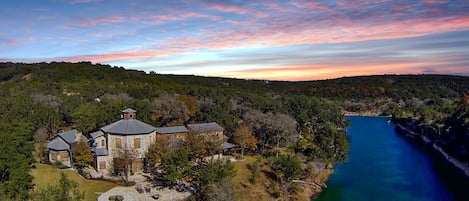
47,129,88,167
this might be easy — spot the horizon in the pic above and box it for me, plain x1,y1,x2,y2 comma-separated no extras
4,61,469,82
1,0,468,81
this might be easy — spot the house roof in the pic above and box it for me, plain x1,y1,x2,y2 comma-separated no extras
90,130,104,139
156,126,188,134
58,129,79,144
101,119,156,135
93,147,109,156
122,108,137,113
221,142,237,149
48,137,70,151
187,122,224,133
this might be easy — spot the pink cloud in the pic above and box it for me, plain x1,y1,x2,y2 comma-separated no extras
1,39,20,45
42,15,469,65
205,4,248,15
263,1,293,12
336,0,391,9
254,11,269,18
80,16,126,26
290,1,333,12
421,0,448,4
45,46,190,63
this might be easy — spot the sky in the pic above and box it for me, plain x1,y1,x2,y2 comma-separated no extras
0,0,468,81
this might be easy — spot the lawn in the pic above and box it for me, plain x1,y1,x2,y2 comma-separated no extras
232,155,275,201
30,163,117,201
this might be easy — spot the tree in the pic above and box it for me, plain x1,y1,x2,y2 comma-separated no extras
205,180,237,201
113,149,137,182
151,94,190,126
159,148,191,184
33,128,50,163
232,123,257,158
33,172,84,201
269,154,302,200
176,94,198,116
192,160,236,200
72,103,106,134
146,137,174,166
243,110,297,151
0,122,34,200
185,131,207,162
205,135,223,162
72,141,94,168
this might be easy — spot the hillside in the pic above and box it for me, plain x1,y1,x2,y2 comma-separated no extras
0,62,468,200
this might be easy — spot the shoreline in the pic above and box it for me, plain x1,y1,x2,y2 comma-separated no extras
342,111,391,117
394,123,469,177
305,166,333,201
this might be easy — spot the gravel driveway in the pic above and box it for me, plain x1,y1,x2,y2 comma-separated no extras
97,184,191,201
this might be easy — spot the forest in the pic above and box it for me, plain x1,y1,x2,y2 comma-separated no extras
0,62,467,200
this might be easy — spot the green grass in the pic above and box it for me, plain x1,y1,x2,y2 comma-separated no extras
30,163,117,201
232,155,275,201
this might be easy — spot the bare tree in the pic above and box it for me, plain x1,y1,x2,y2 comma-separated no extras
151,94,190,126
113,149,137,182
243,110,297,151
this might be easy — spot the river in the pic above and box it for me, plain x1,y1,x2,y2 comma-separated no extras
314,116,469,201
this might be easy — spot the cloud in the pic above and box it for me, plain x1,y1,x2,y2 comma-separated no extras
2,0,469,80
0,38,20,45
205,4,249,14
79,16,126,26
421,0,448,4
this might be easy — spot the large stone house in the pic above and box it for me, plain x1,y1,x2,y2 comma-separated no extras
87,108,234,175
47,129,88,167
90,108,157,174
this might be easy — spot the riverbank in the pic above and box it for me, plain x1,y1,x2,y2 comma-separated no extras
395,123,469,177
297,164,333,200
343,111,382,116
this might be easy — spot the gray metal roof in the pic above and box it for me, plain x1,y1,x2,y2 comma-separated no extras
48,137,70,151
122,108,137,113
80,135,89,143
221,142,237,149
101,119,156,135
93,147,109,156
90,130,104,139
187,122,224,133
156,126,188,134
58,129,79,144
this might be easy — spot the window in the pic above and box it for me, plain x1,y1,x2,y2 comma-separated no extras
101,139,105,147
59,152,69,160
116,138,121,148
50,153,57,161
99,161,106,170
134,138,141,149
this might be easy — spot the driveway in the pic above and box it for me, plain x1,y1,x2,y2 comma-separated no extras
98,184,191,201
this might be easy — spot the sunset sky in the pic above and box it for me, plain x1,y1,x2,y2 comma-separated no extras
1,0,468,81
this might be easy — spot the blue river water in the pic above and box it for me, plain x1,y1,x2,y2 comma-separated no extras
314,116,469,201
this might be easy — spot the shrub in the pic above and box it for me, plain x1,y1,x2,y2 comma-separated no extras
247,160,260,184
53,160,68,169
108,195,124,201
